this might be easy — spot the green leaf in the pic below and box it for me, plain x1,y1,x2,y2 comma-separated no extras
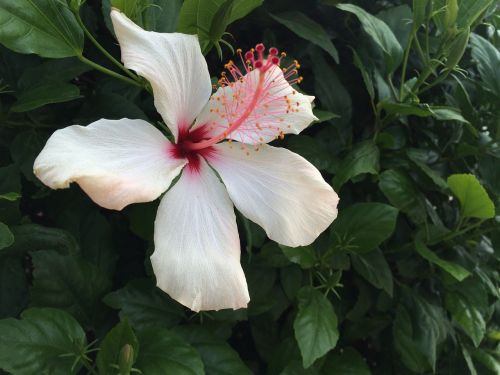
6,224,79,256
406,149,448,190
337,3,403,73
280,245,317,269
412,0,429,33
135,327,204,375
330,203,398,253
270,12,339,63
322,347,371,375
177,0,262,42
0,192,20,202
352,49,375,100
0,307,86,375
97,320,139,375
379,102,470,123
470,348,500,374
415,241,471,281
294,287,339,368
332,141,379,190
103,279,184,330
12,82,81,112
287,135,333,171
351,248,393,296
0,256,28,318
0,222,13,250
393,293,448,372
30,250,112,328
11,57,89,112
393,305,430,373
447,174,495,219
379,169,427,224
445,292,485,347
470,33,500,98
173,326,252,375
312,52,352,128
457,0,493,28
0,165,22,225
377,5,413,48
0,0,84,58
10,130,47,182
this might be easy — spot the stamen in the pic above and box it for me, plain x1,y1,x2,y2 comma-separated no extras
183,43,304,151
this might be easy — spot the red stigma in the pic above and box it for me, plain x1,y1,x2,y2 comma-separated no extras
170,126,216,173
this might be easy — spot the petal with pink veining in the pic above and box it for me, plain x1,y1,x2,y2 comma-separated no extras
193,65,317,145
209,142,339,247
152,158,249,312
111,10,212,141
34,118,185,210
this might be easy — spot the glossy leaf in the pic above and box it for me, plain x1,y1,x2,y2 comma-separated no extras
330,203,398,253
379,169,427,224
135,327,204,375
30,250,112,327
103,279,185,330
0,222,13,250
445,292,485,347
280,245,317,269
322,347,371,375
332,141,379,190
0,0,84,58
337,3,403,72
294,287,339,368
271,12,339,63
447,174,495,219
351,248,393,296
415,241,471,281
0,308,86,375
97,320,139,375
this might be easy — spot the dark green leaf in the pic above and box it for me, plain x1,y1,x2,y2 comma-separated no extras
294,287,339,368
0,256,28,318
135,327,204,375
12,83,81,112
415,241,471,281
6,224,79,256
0,308,86,375
337,3,403,72
30,250,112,328
351,248,393,296
470,33,500,98
173,326,252,375
0,0,84,58
332,141,379,190
103,279,184,330
447,174,495,219
377,5,413,48
445,292,485,347
280,245,317,269
0,222,13,250
97,320,139,375
378,169,427,224
457,0,493,28
322,347,371,375
10,130,47,182
271,12,339,63
330,203,398,253
0,192,20,202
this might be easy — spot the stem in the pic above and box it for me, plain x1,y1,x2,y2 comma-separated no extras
418,70,452,94
77,55,143,88
75,13,139,82
399,35,414,101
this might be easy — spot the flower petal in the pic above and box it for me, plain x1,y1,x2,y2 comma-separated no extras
34,119,186,210
111,10,212,141
151,158,249,312
210,143,339,247
193,65,317,144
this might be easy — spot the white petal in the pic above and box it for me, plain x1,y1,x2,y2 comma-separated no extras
193,65,317,144
210,143,339,247
152,159,249,312
34,119,186,210
111,10,212,141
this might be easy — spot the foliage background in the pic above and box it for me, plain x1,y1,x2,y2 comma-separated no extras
0,0,499,374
